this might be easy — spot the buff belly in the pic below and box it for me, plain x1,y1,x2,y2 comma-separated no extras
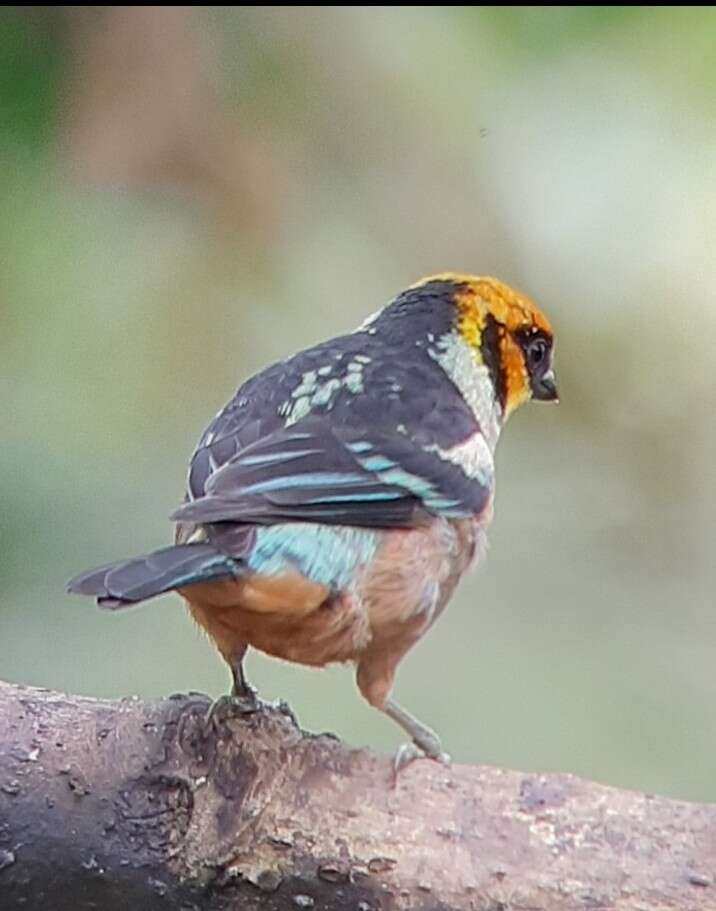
183,519,483,698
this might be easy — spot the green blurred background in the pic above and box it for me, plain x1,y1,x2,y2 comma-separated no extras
2,6,715,801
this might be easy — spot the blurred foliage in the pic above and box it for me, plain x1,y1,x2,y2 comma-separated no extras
0,9,61,150
2,6,716,801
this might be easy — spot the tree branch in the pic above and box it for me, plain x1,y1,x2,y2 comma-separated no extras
0,680,714,910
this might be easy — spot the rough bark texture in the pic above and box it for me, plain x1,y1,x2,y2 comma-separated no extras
0,680,715,910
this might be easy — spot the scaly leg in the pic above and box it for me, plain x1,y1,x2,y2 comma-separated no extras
384,698,451,773
356,651,451,778
229,653,257,703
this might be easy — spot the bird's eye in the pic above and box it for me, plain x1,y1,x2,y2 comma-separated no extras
527,338,548,370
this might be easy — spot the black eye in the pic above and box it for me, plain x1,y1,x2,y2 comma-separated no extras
527,338,548,370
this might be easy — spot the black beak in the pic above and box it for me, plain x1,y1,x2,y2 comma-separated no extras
533,371,559,403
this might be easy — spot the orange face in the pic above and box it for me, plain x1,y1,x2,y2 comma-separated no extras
413,273,557,417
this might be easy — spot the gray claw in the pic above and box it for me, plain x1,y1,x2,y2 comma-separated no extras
392,741,451,783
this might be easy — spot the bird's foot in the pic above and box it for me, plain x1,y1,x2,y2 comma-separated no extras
204,686,261,729
382,698,450,782
392,733,451,782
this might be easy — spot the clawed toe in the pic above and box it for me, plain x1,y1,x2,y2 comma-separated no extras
381,697,451,782
393,741,422,776
392,740,451,782
204,691,261,729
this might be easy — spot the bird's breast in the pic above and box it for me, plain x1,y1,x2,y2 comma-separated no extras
357,516,485,639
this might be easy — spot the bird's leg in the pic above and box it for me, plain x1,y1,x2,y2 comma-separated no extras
229,655,258,704
356,655,450,778
205,645,260,727
383,698,451,775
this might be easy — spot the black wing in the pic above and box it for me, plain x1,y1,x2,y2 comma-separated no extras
176,316,494,530
172,416,492,529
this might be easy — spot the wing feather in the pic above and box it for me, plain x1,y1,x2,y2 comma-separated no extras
172,418,491,529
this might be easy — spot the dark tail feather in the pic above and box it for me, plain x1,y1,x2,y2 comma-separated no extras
67,543,240,609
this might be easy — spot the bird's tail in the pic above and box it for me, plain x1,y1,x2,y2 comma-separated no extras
66,543,240,609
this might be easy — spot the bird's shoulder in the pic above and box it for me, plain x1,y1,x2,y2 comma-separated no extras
186,326,485,501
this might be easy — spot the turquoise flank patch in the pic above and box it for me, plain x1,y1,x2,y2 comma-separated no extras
247,524,380,589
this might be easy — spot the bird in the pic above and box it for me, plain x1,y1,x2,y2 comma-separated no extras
67,273,558,768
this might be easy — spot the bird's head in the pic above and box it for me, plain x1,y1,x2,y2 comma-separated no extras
400,273,558,420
